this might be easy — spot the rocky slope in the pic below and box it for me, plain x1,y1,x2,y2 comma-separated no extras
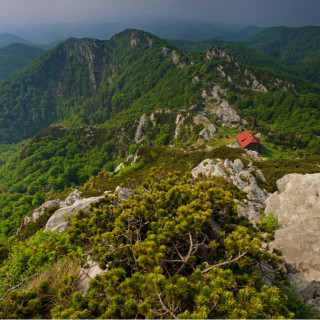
191,157,320,309
265,173,320,309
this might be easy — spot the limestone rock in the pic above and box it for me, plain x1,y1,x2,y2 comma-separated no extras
135,114,147,143
245,150,259,161
115,163,124,172
206,47,232,62
174,113,184,139
255,169,266,182
161,46,170,56
77,257,105,293
17,198,66,234
266,173,320,227
132,153,140,164
216,101,240,126
191,159,216,179
171,50,186,68
33,199,63,222
243,183,267,206
127,154,134,163
199,124,217,140
252,79,268,93
193,115,210,125
115,186,133,202
265,173,320,307
212,164,230,181
192,158,267,223
44,195,105,232
65,190,82,205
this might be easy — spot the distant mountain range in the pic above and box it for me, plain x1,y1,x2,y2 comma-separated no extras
0,33,30,48
0,43,43,80
169,26,320,85
2,18,266,44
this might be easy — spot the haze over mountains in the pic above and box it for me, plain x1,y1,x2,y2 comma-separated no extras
0,17,266,44
0,12,320,317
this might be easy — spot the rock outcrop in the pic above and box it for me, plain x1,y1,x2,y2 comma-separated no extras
193,115,217,140
43,186,134,233
44,195,105,232
192,158,267,222
171,50,186,68
265,173,320,308
115,186,134,202
16,190,83,234
204,85,240,128
206,47,232,63
135,114,148,143
77,257,105,293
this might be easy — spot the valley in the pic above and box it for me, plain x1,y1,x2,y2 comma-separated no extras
0,25,319,318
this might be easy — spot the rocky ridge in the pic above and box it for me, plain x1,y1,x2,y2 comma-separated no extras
192,157,320,309
18,187,134,235
191,156,267,223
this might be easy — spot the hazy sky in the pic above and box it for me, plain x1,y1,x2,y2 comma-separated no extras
1,0,320,27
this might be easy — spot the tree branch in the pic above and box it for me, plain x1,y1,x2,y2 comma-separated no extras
0,274,38,302
155,290,177,319
202,252,247,274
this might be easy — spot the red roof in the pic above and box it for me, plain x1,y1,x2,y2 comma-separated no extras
236,131,261,148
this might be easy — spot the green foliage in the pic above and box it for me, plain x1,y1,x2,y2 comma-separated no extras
280,285,320,319
255,157,320,192
0,258,80,319
50,168,292,319
234,89,320,153
246,26,320,64
0,43,43,80
166,38,229,53
0,231,79,298
0,193,35,239
238,26,320,85
17,204,59,241
257,213,278,239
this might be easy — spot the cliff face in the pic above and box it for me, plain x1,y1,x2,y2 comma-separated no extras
266,173,320,309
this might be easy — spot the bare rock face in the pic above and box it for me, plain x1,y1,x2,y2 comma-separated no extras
205,86,240,128
65,190,82,205
193,115,210,125
206,47,232,62
115,186,134,202
174,113,184,139
44,195,105,232
135,114,148,143
16,190,82,234
265,173,320,308
193,115,217,140
44,186,134,233
191,159,216,179
199,124,217,140
245,150,259,161
192,158,267,222
115,163,125,172
171,50,186,68
77,257,105,293
32,199,64,222
214,101,240,126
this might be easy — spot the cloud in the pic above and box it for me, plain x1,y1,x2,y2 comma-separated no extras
0,0,319,27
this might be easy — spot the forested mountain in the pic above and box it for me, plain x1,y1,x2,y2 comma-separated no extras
166,38,230,52
0,28,320,145
0,43,43,80
0,28,320,318
0,33,30,48
169,26,320,85
244,26,320,63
